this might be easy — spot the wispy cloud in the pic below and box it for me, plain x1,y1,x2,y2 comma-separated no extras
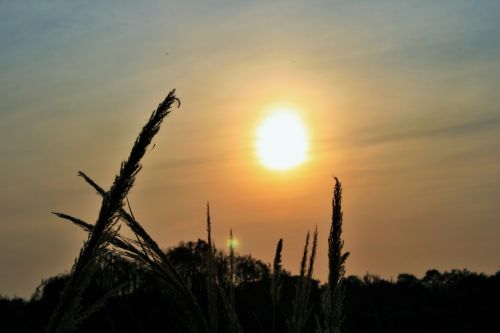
351,113,500,146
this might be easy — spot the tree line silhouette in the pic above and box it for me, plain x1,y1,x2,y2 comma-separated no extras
1,245,499,332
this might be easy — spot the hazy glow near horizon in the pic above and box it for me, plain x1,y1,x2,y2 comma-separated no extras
256,109,308,170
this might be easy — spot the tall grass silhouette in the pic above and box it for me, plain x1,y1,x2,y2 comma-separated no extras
288,228,318,333
48,90,348,333
271,238,283,333
47,90,184,333
317,177,349,333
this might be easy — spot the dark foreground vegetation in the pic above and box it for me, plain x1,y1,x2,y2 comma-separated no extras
1,91,498,332
1,249,499,333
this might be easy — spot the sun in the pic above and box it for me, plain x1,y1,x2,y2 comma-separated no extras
256,109,308,170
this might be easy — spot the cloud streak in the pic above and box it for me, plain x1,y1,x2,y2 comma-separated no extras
351,113,500,147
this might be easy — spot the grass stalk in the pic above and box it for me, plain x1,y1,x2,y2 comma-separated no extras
271,238,283,333
229,229,236,308
225,228,241,333
289,228,317,333
57,175,209,333
206,203,218,333
46,90,179,333
317,177,349,333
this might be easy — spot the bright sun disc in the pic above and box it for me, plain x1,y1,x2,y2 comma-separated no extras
256,109,308,170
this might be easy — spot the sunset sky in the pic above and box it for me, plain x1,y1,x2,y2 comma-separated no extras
1,0,499,298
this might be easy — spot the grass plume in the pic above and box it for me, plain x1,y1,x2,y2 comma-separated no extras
47,91,210,333
205,203,218,333
46,90,180,333
228,229,236,309
317,177,349,333
56,173,209,333
289,228,318,333
226,228,241,333
271,238,283,333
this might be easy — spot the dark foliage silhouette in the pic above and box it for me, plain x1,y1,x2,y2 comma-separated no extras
1,250,499,332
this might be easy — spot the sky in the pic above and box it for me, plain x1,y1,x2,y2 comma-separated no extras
1,0,499,298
